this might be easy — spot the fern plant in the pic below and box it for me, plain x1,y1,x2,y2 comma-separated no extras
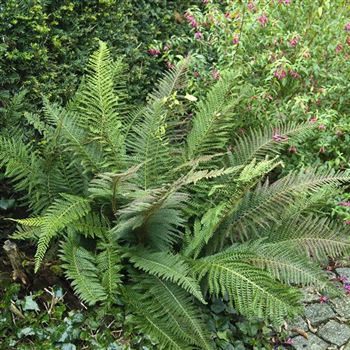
2,42,350,349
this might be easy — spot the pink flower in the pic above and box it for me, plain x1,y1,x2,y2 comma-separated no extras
289,36,299,47
248,2,256,12
339,275,348,283
194,32,203,40
309,116,318,123
232,36,239,45
344,23,350,31
318,124,326,130
165,61,175,70
288,145,297,153
289,69,300,79
339,201,350,207
336,44,343,53
211,69,220,80
272,133,288,142
148,48,161,56
184,12,198,28
274,69,287,80
193,71,200,78
344,284,350,294
284,0,291,4
347,37,350,46
257,14,268,27
225,12,231,19
319,295,329,303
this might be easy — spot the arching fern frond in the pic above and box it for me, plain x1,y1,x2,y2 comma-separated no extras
27,194,91,272
74,41,126,170
265,215,350,261
230,121,315,166
60,234,107,305
127,248,205,303
195,258,301,324
186,71,239,159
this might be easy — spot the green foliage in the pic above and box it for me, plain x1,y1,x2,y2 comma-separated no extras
2,43,350,349
156,0,350,172
0,0,192,108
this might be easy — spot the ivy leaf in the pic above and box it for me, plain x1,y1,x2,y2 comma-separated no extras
23,295,40,312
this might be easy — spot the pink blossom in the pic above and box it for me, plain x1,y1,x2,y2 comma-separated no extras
336,44,343,53
184,12,198,28
289,36,299,47
274,69,287,80
319,295,329,303
339,201,350,207
272,133,288,142
211,69,220,80
194,32,203,40
339,275,348,283
309,116,318,123
148,48,161,56
193,71,200,78
289,69,300,79
346,220,350,225
345,284,350,294
225,12,231,19
347,37,350,46
344,23,350,31
318,124,326,130
248,2,256,12
165,61,175,70
284,0,291,4
288,145,297,153
257,14,268,27
232,36,239,45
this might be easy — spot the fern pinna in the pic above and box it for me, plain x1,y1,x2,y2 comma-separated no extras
2,42,350,349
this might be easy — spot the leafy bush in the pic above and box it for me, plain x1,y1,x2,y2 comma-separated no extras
0,0,192,107
1,43,350,349
153,0,350,170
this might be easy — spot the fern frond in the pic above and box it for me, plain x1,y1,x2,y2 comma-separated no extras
186,71,239,159
75,41,126,170
126,62,188,188
231,121,315,166
34,194,91,271
97,239,122,300
195,258,301,323
126,274,212,350
265,215,350,261
60,234,107,305
124,288,193,350
127,248,205,303
216,243,333,291
43,99,103,172
114,185,188,250
227,168,350,241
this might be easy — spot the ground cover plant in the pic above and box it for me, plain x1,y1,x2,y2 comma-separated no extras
1,42,350,349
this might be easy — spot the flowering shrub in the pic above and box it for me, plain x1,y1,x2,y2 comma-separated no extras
152,0,350,170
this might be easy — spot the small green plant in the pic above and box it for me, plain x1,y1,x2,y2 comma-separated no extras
1,42,350,349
